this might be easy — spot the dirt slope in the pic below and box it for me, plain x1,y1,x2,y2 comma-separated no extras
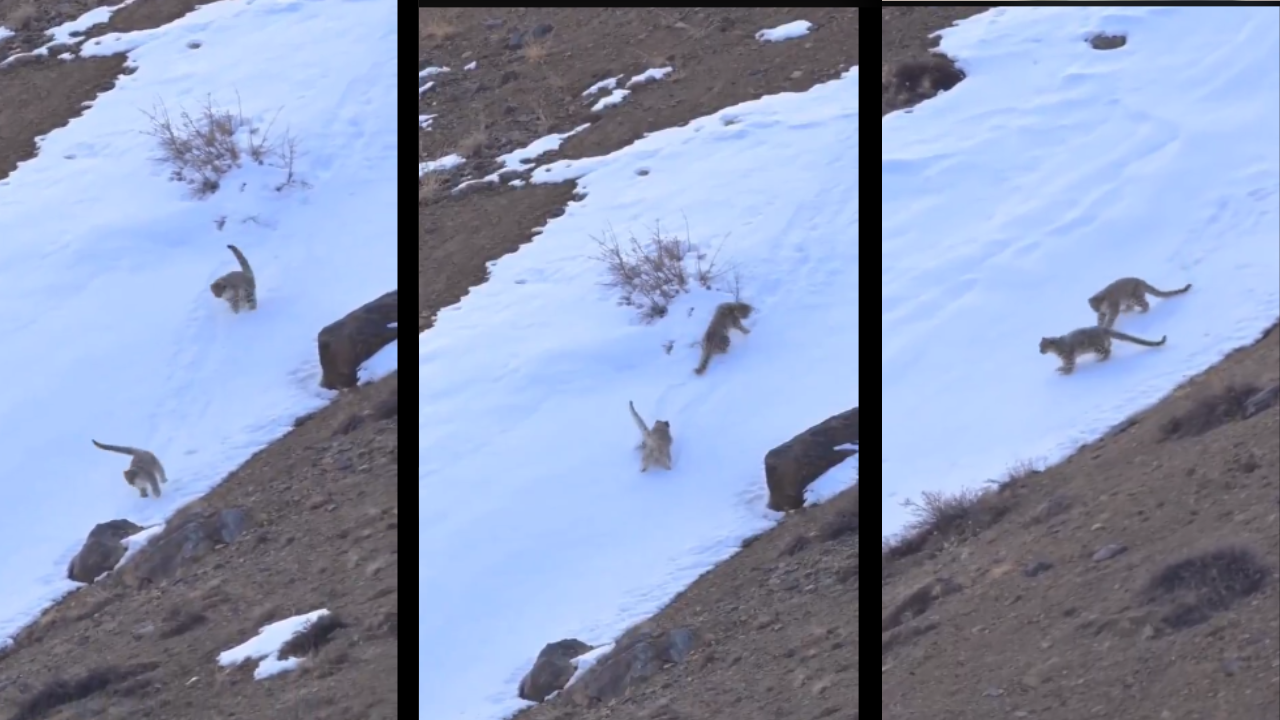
0,4,397,719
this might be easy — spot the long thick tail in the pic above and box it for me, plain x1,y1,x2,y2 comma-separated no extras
227,244,254,278
628,401,650,436
92,439,138,456
1106,329,1166,347
693,344,711,375
1143,281,1191,298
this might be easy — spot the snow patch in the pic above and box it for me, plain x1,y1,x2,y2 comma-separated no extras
583,76,622,97
626,67,673,87
565,643,614,688
421,154,465,176
218,609,331,679
358,339,397,385
755,20,813,43
497,124,591,173
590,89,631,112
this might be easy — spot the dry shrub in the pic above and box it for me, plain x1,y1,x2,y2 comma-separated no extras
4,1,39,32
522,38,550,64
419,14,458,45
158,608,208,639
456,126,488,158
1139,545,1268,630
883,485,1012,561
420,169,448,204
141,93,306,198
1159,382,1262,441
591,219,729,321
11,663,158,720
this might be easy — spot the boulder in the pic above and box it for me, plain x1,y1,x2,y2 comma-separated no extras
765,407,859,512
317,290,397,390
1244,383,1279,419
517,638,593,702
66,519,144,583
119,507,250,588
564,627,696,706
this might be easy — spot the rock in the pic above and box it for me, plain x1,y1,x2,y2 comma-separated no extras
518,638,593,702
1023,560,1054,577
120,508,250,587
317,290,398,390
1092,543,1128,562
883,57,965,111
1088,33,1127,50
496,168,527,184
507,32,525,50
764,407,858,511
531,23,555,39
1243,383,1279,419
66,519,144,584
564,628,696,706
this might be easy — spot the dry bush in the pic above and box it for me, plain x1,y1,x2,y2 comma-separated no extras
456,126,488,158
419,14,458,45
883,485,1012,561
3,1,38,32
884,460,1038,560
158,608,208,639
533,99,554,134
11,663,158,720
419,172,447,204
1159,382,1262,441
815,484,859,543
141,94,305,198
522,38,550,64
1139,545,1269,630
591,219,729,321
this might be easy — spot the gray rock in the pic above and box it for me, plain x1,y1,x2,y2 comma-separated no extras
120,508,251,587
564,628,698,706
517,638,593,702
67,519,145,583
317,290,397,390
1243,383,1279,419
764,407,858,511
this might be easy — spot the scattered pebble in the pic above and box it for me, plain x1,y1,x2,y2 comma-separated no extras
1091,543,1128,562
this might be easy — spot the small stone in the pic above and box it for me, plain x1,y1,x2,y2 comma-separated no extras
1023,560,1054,577
1092,544,1128,562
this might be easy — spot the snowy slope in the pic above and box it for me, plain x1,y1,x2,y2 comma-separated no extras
883,6,1279,537
420,70,859,720
0,0,396,643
